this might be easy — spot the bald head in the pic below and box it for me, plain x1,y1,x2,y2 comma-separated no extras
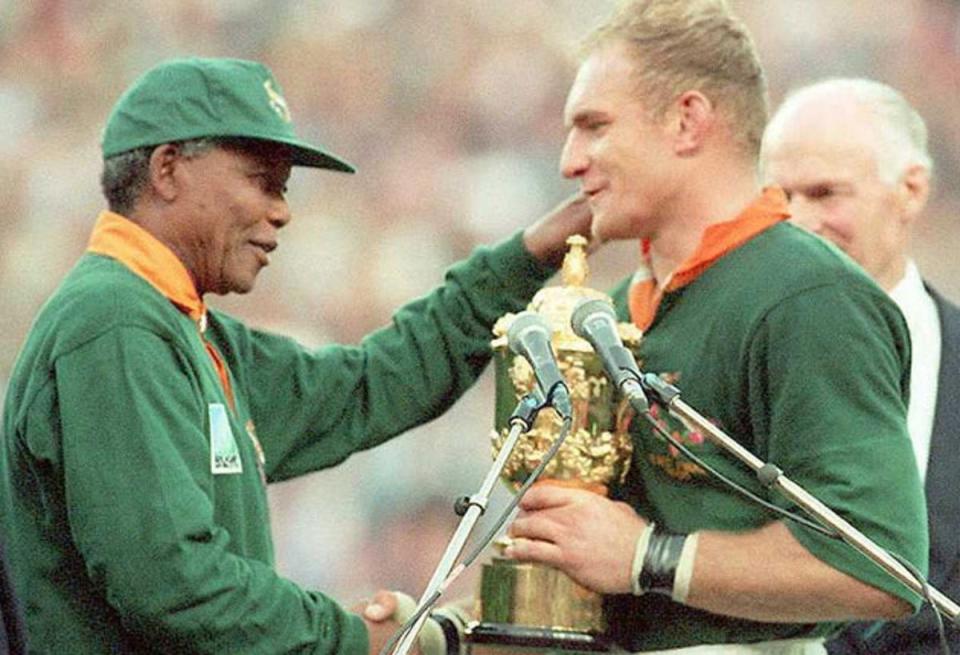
760,78,932,291
763,79,932,184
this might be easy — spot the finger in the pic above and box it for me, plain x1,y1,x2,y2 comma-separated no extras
588,221,605,248
363,589,399,622
508,515,561,543
371,589,397,611
568,192,589,210
585,229,603,253
363,601,392,622
518,483,589,511
504,537,564,566
559,190,588,210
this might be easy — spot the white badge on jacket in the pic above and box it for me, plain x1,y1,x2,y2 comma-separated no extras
209,403,243,474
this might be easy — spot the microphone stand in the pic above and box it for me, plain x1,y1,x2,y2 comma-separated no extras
636,371,960,624
390,390,554,655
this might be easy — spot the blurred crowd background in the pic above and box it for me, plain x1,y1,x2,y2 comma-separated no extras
1,0,958,607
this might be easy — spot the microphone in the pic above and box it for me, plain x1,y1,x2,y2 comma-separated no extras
570,298,648,411
506,311,572,418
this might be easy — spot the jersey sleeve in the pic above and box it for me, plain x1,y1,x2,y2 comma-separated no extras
746,282,928,609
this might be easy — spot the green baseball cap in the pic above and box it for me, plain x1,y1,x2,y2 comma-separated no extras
101,57,355,173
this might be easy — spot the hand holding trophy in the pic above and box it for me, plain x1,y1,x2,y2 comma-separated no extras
469,236,642,652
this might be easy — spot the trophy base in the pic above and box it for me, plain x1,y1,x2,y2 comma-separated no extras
465,622,613,652
474,557,609,653
479,557,605,631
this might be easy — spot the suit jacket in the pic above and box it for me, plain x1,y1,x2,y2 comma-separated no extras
828,285,960,654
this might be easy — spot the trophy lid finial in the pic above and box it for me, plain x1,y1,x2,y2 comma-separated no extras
491,236,641,348
561,235,589,288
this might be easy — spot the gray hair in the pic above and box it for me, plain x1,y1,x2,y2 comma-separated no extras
765,78,932,185
100,138,218,215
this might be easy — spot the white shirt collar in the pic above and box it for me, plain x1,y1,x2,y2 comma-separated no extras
889,260,929,316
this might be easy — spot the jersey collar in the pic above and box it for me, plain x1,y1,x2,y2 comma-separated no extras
87,210,207,328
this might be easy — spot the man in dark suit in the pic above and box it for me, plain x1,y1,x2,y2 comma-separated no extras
762,77,960,654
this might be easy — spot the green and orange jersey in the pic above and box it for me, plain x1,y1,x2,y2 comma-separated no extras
1,211,554,654
604,190,927,650
627,186,790,331
88,211,237,407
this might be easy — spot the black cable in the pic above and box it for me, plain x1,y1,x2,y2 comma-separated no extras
643,407,952,654
378,392,574,655
376,588,440,655
888,552,950,655
640,412,835,537
460,412,574,570
380,374,952,655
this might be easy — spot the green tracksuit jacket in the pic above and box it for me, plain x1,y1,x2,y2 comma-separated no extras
1,230,552,654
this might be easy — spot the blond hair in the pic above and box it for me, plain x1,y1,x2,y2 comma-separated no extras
583,0,768,156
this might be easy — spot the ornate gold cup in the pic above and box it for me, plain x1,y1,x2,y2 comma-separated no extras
468,236,641,651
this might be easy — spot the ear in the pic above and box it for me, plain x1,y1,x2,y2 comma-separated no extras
898,164,930,225
671,90,715,157
147,144,183,203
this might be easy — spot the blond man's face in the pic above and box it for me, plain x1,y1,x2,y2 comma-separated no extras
559,43,679,243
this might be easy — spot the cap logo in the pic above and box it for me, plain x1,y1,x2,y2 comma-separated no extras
263,79,291,123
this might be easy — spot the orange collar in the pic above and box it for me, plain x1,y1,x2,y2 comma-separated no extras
87,211,206,327
628,187,790,331
87,211,236,408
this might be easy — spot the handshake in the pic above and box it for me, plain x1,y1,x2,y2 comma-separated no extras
353,590,469,655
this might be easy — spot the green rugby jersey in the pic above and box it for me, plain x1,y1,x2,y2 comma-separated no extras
604,220,927,651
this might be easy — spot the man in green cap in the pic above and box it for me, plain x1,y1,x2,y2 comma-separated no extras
0,57,592,654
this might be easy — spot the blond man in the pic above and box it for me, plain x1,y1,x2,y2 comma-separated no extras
502,2,927,653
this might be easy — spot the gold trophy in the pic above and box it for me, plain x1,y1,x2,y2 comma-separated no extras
466,236,641,651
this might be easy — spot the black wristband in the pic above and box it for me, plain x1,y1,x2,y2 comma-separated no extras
638,527,687,596
430,612,461,655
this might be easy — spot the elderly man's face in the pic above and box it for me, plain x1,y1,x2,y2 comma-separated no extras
559,42,678,243
762,102,916,290
174,142,293,296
